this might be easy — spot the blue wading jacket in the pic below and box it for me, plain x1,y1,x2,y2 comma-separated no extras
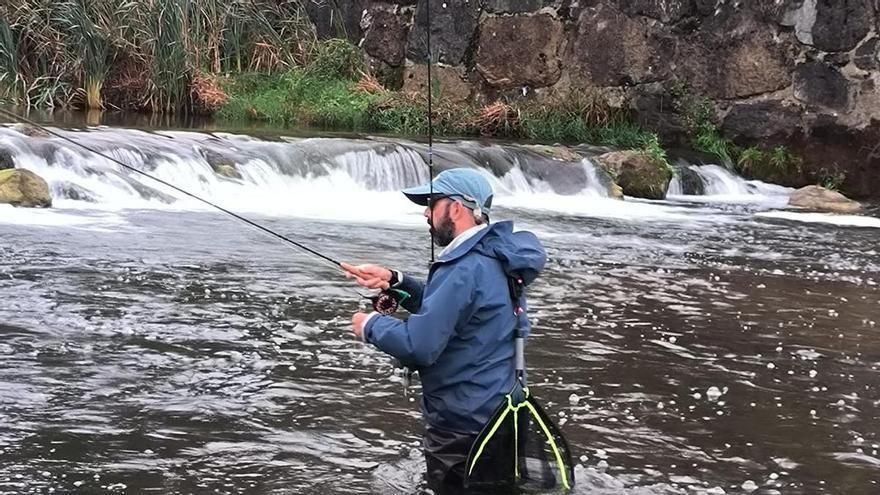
363,221,546,434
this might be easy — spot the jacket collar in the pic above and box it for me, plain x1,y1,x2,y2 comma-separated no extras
435,221,513,265
438,224,488,259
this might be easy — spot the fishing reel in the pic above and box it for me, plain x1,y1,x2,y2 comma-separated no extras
368,288,410,315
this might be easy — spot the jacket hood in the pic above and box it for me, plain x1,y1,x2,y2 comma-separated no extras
471,221,546,286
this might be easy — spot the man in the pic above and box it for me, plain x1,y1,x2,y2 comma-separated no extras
342,168,546,493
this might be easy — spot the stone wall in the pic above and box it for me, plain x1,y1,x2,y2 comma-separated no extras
306,0,880,198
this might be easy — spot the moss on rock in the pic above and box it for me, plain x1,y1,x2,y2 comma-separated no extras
596,150,672,200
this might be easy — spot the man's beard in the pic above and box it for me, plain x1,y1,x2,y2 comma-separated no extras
429,212,456,247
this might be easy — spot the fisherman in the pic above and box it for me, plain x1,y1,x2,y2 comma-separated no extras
342,168,547,493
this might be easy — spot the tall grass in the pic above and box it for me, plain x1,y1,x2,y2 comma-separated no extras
0,18,23,102
57,0,111,109
0,0,318,112
148,0,190,113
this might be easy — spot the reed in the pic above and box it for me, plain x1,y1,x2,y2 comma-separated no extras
56,0,111,109
0,0,318,112
0,18,23,102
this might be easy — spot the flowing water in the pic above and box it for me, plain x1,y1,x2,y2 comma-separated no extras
1,122,879,494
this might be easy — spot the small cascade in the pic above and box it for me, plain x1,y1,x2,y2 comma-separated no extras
668,163,793,204
0,125,615,213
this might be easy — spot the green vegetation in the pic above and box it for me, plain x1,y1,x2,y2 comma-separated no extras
217,69,378,129
815,166,847,191
672,83,802,182
4,0,813,183
1,0,317,110
672,83,737,166
219,68,670,166
736,145,802,179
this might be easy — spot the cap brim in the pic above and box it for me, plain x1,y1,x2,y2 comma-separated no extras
402,184,438,206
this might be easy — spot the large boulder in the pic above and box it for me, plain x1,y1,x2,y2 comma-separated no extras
476,14,564,89
0,168,52,208
788,185,861,213
595,150,673,200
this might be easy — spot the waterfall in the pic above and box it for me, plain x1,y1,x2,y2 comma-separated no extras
0,125,614,214
668,164,793,205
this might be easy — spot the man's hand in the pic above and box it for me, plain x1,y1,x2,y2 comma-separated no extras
351,312,369,340
341,262,392,290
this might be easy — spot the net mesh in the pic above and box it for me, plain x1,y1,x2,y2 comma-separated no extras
464,390,575,492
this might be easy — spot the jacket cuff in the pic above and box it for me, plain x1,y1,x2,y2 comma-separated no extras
391,270,404,288
361,312,380,342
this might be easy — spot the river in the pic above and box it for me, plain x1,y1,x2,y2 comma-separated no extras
1,119,878,494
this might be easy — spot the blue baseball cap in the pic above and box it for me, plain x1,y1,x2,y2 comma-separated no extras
402,168,494,215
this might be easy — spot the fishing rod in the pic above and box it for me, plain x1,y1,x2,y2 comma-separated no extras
426,0,435,263
0,107,404,312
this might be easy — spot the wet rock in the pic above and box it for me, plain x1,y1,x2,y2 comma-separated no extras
811,0,874,53
793,61,850,110
595,150,673,200
12,124,50,138
484,0,546,14
0,148,14,170
407,0,481,65
523,144,582,162
215,164,242,180
0,168,52,208
199,147,242,179
854,37,880,71
565,5,672,87
515,153,610,195
402,64,472,104
788,185,862,213
722,101,803,141
362,7,411,66
675,165,706,195
476,14,564,89
51,181,97,203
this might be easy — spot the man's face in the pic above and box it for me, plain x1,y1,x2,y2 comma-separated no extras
426,198,456,247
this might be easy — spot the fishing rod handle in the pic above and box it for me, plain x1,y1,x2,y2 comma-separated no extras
515,337,525,373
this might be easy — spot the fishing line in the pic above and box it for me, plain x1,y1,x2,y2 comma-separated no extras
0,107,385,304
